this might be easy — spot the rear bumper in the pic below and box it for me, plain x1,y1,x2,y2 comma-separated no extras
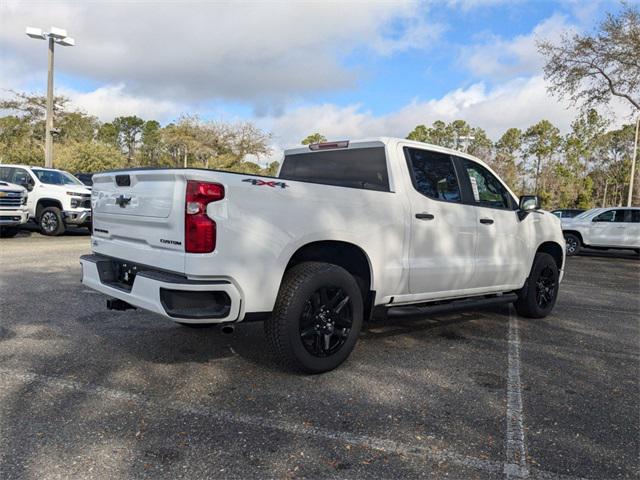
80,254,242,324
63,209,91,225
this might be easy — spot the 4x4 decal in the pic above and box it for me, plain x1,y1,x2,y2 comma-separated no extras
242,178,289,189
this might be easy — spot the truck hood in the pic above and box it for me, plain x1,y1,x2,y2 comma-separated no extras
47,184,92,195
0,181,27,194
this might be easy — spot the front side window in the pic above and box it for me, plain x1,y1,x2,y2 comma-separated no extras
404,147,461,202
32,169,83,186
593,210,617,222
462,159,512,209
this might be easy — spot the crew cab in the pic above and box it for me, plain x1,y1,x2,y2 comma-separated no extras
0,181,29,238
562,207,640,256
0,165,92,236
80,138,565,372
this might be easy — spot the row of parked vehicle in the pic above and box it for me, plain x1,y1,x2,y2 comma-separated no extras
0,165,92,237
1,162,638,261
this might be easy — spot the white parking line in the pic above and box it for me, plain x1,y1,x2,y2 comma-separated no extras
505,306,529,479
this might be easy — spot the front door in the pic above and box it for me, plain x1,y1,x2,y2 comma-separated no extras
589,209,624,246
404,147,477,295
455,157,526,290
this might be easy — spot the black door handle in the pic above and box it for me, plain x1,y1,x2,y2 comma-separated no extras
480,218,494,225
415,213,435,220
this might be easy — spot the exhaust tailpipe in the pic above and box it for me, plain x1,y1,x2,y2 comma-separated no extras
220,325,235,335
106,298,136,311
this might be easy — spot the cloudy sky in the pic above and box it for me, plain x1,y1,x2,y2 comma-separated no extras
0,0,633,159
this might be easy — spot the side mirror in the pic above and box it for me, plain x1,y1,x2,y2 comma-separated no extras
21,180,34,192
519,195,539,212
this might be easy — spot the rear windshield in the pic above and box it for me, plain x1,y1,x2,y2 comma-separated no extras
279,146,389,192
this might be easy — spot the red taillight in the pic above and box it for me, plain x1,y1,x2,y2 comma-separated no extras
185,181,224,253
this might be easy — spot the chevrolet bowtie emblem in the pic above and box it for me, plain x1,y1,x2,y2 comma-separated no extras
115,194,132,208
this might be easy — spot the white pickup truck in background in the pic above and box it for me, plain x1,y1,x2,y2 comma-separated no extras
81,137,565,372
0,181,29,238
0,165,92,236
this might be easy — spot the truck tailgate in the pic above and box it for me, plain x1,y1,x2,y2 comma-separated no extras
91,170,188,273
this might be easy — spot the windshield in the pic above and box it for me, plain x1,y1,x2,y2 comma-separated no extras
574,209,597,219
33,169,84,186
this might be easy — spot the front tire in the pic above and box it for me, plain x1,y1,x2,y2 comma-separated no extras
0,226,19,238
39,207,65,236
265,262,363,373
564,233,581,256
514,253,559,318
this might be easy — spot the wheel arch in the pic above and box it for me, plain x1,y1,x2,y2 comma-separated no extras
36,198,63,218
562,229,584,245
536,241,564,271
283,240,375,313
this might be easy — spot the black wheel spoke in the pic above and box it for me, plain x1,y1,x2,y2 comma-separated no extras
333,295,350,315
319,287,330,306
300,326,317,338
323,334,331,351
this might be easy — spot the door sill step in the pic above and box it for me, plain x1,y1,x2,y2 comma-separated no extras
386,293,518,317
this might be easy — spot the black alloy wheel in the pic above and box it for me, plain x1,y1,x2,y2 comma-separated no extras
535,266,557,309
299,286,353,357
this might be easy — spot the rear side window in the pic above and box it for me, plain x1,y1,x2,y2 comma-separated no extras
279,147,389,192
404,147,461,202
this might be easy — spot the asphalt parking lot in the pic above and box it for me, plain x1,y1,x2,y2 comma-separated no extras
0,230,638,479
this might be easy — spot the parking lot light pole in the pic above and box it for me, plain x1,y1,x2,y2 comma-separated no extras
25,26,75,169
628,116,639,207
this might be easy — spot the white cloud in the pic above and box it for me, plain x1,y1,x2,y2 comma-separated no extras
61,84,181,122
460,14,575,79
259,75,629,162
0,0,441,106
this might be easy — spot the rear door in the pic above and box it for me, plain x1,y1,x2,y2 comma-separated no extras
454,157,525,290
404,147,477,295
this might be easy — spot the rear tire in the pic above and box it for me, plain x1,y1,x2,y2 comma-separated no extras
564,233,581,256
0,226,19,238
514,253,559,318
39,207,65,236
265,262,363,373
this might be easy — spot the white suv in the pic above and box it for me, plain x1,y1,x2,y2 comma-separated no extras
562,207,640,256
0,165,92,236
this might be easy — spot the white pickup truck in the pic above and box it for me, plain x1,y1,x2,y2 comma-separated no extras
81,138,565,372
0,181,29,238
0,165,92,236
